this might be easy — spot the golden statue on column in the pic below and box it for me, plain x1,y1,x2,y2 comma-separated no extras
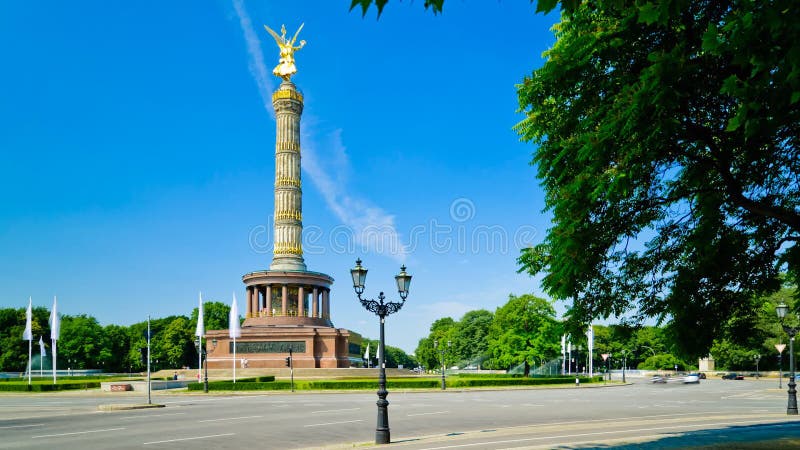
264,23,306,80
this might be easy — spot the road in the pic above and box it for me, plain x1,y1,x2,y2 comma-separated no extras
1,378,798,449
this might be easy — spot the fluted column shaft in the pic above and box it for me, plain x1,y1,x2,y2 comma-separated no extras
270,81,306,271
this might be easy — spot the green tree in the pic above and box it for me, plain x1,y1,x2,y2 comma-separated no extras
414,317,457,370
191,301,230,331
638,353,689,371
488,294,561,376
103,324,131,373
516,0,800,357
361,338,417,368
58,314,110,370
452,309,493,367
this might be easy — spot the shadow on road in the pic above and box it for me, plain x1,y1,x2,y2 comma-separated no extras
561,421,800,449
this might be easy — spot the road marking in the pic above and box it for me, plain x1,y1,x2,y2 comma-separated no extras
408,411,449,417
143,433,235,445
312,407,360,414
32,427,126,439
120,412,186,420
0,423,44,429
304,419,364,427
198,415,262,423
418,418,786,449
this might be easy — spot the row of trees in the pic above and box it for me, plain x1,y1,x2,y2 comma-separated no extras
0,302,227,373
0,301,417,372
414,285,799,374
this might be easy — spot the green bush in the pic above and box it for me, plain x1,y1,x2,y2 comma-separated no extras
185,376,600,391
188,381,293,391
0,381,101,392
449,376,599,387
232,376,276,383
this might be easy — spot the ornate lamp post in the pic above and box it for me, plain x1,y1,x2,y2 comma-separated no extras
776,303,798,415
621,350,628,383
434,339,451,390
351,259,411,445
753,354,761,379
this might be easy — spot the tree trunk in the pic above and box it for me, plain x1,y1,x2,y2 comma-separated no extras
523,359,530,377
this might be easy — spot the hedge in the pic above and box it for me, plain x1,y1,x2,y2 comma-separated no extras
232,376,276,383
186,376,599,391
0,381,102,392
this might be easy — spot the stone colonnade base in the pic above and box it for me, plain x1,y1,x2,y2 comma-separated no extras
242,270,333,324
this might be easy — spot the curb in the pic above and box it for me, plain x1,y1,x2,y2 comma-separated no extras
97,403,166,411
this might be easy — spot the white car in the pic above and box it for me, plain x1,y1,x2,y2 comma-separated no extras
683,374,700,384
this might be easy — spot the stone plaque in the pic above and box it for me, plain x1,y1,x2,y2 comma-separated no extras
231,341,305,354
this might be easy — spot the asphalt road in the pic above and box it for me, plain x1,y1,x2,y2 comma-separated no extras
1,378,799,449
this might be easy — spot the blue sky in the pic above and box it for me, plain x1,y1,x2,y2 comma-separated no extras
0,1,561,353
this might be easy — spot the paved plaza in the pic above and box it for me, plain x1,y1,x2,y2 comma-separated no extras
2,378,800,449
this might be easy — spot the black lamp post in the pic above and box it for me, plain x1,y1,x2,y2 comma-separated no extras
351,259,411,445
776,303,798,415
754,353,760,379
621,350,627,383
434,339,451,390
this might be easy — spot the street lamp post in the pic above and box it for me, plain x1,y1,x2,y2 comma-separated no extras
776,303,798,415
754,354,761,379
621,350,627,383
434,340,451,390
351,259,412,445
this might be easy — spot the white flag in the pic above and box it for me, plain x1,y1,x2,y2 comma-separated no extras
195,292,205,337
39,336,46,357
376,343,381,362
560,334,566,355
50,297,60,341
22,297,33,341
229,293,241,338
364,343,370,360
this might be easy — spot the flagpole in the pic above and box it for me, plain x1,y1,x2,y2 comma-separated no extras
28,340,32,385
52,340,57,384
196,292,204,383
147,315,151,405
50,296,59,384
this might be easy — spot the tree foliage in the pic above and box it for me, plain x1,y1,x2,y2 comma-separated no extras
348,0,580,18
516,0,800,356
488,294,561,375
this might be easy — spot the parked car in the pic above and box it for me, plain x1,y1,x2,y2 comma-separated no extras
683,373,701,384
722,372,744,380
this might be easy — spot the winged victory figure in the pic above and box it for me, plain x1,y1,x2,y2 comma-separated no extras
264,23,306,80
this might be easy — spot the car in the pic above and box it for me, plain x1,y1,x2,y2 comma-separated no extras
683,374,700,384
722,372,744,380
651,375,667,383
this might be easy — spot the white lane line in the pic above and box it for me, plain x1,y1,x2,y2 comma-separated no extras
120,412,186,420
408,411,449,417
198,415,262,423
0,423,44,429
312,408,360,414
304,419,364,427
417,418,786,449
144,433,235,445
32,427,126,439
